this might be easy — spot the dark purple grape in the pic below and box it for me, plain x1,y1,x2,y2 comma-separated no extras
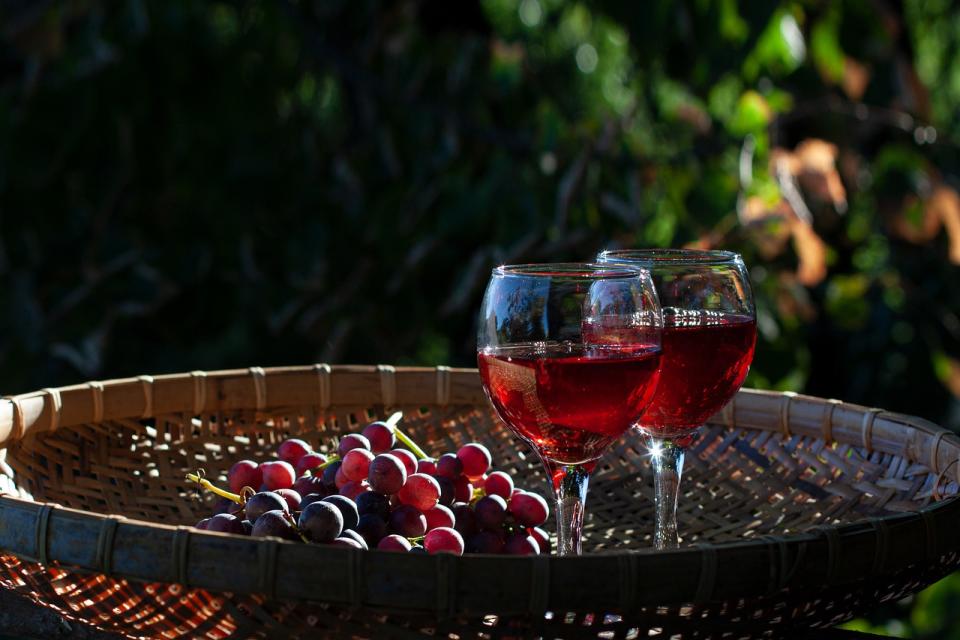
389,505,427,538
322,461,343,490
321,495,359,531
436,477,456,506
298,502,344,543
504,533,540,555
251,510,299,541
300,493,326,510
467,531,505,554
207,513,246,534
356,491,391,520
367,454,407,494
410,545,428,555
195,518,211,530
244,492,288,523
340,528,369,550
332,537,364,549
241,520,253,535
436,453,463,479
355,513,388,548
293,475,327,498
474,495,508,531
451,503,478,538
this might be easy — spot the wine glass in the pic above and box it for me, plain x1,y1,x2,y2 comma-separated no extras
477,263,663,555
597,249,756,550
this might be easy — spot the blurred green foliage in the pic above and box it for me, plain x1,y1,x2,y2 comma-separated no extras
1,0,960,634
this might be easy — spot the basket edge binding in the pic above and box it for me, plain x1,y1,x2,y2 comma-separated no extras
0,364,958,616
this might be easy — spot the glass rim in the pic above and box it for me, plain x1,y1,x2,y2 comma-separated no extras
492,262,650,279
598,248,742,265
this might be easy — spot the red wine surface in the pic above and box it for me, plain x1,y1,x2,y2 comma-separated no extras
478,344,661,464
641,311,756,436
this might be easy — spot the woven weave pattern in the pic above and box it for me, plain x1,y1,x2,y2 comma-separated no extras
0,366,957,639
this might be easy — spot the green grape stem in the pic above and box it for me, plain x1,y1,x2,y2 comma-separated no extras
185,473,243,504
313,455,341,472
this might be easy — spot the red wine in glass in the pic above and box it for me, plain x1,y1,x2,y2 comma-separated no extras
478,343,661,466
642,311,756,440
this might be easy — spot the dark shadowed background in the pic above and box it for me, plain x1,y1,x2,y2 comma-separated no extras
1,0,959,636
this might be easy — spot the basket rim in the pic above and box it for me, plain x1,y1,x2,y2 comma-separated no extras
0,364,958,614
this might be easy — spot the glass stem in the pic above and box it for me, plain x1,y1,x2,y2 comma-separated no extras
643,435,686,550
551,464,591,556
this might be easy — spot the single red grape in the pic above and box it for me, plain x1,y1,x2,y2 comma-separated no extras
367,454,407,495
339,480,371,500
424,527,464,555
342,448,375,482
389,449,418,476
483,471,514,499
504,533,540,555
397,473,441,511
378,534,412,552
362,421,396,453
337,433,371,458
454,476,473,503
275,488,302,512
389,504,427,538
529,527,551,555
295,452,328,477
278,439,312,466
424,504,455,531
436,453,463,479
261,461,296,490
334,466,350,489
332,537,364,549
509,492,549,527
456,443,491,479
474,495,507,531
417,458,437,475
228,460,262,494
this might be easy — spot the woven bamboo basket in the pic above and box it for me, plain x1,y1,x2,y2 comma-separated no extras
0,365,958,640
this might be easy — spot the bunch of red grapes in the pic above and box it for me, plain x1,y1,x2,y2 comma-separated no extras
191,420,550,556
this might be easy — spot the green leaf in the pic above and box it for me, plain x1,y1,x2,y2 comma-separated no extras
728,90,771,136
811,12,845,83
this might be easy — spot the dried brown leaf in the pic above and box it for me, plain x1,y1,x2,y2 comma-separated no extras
789,217,828,286
793,139,847,211
842,57,870,101
928,186,960,264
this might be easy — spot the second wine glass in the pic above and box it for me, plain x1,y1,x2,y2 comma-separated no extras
477,263,663,555
598,249,757,550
